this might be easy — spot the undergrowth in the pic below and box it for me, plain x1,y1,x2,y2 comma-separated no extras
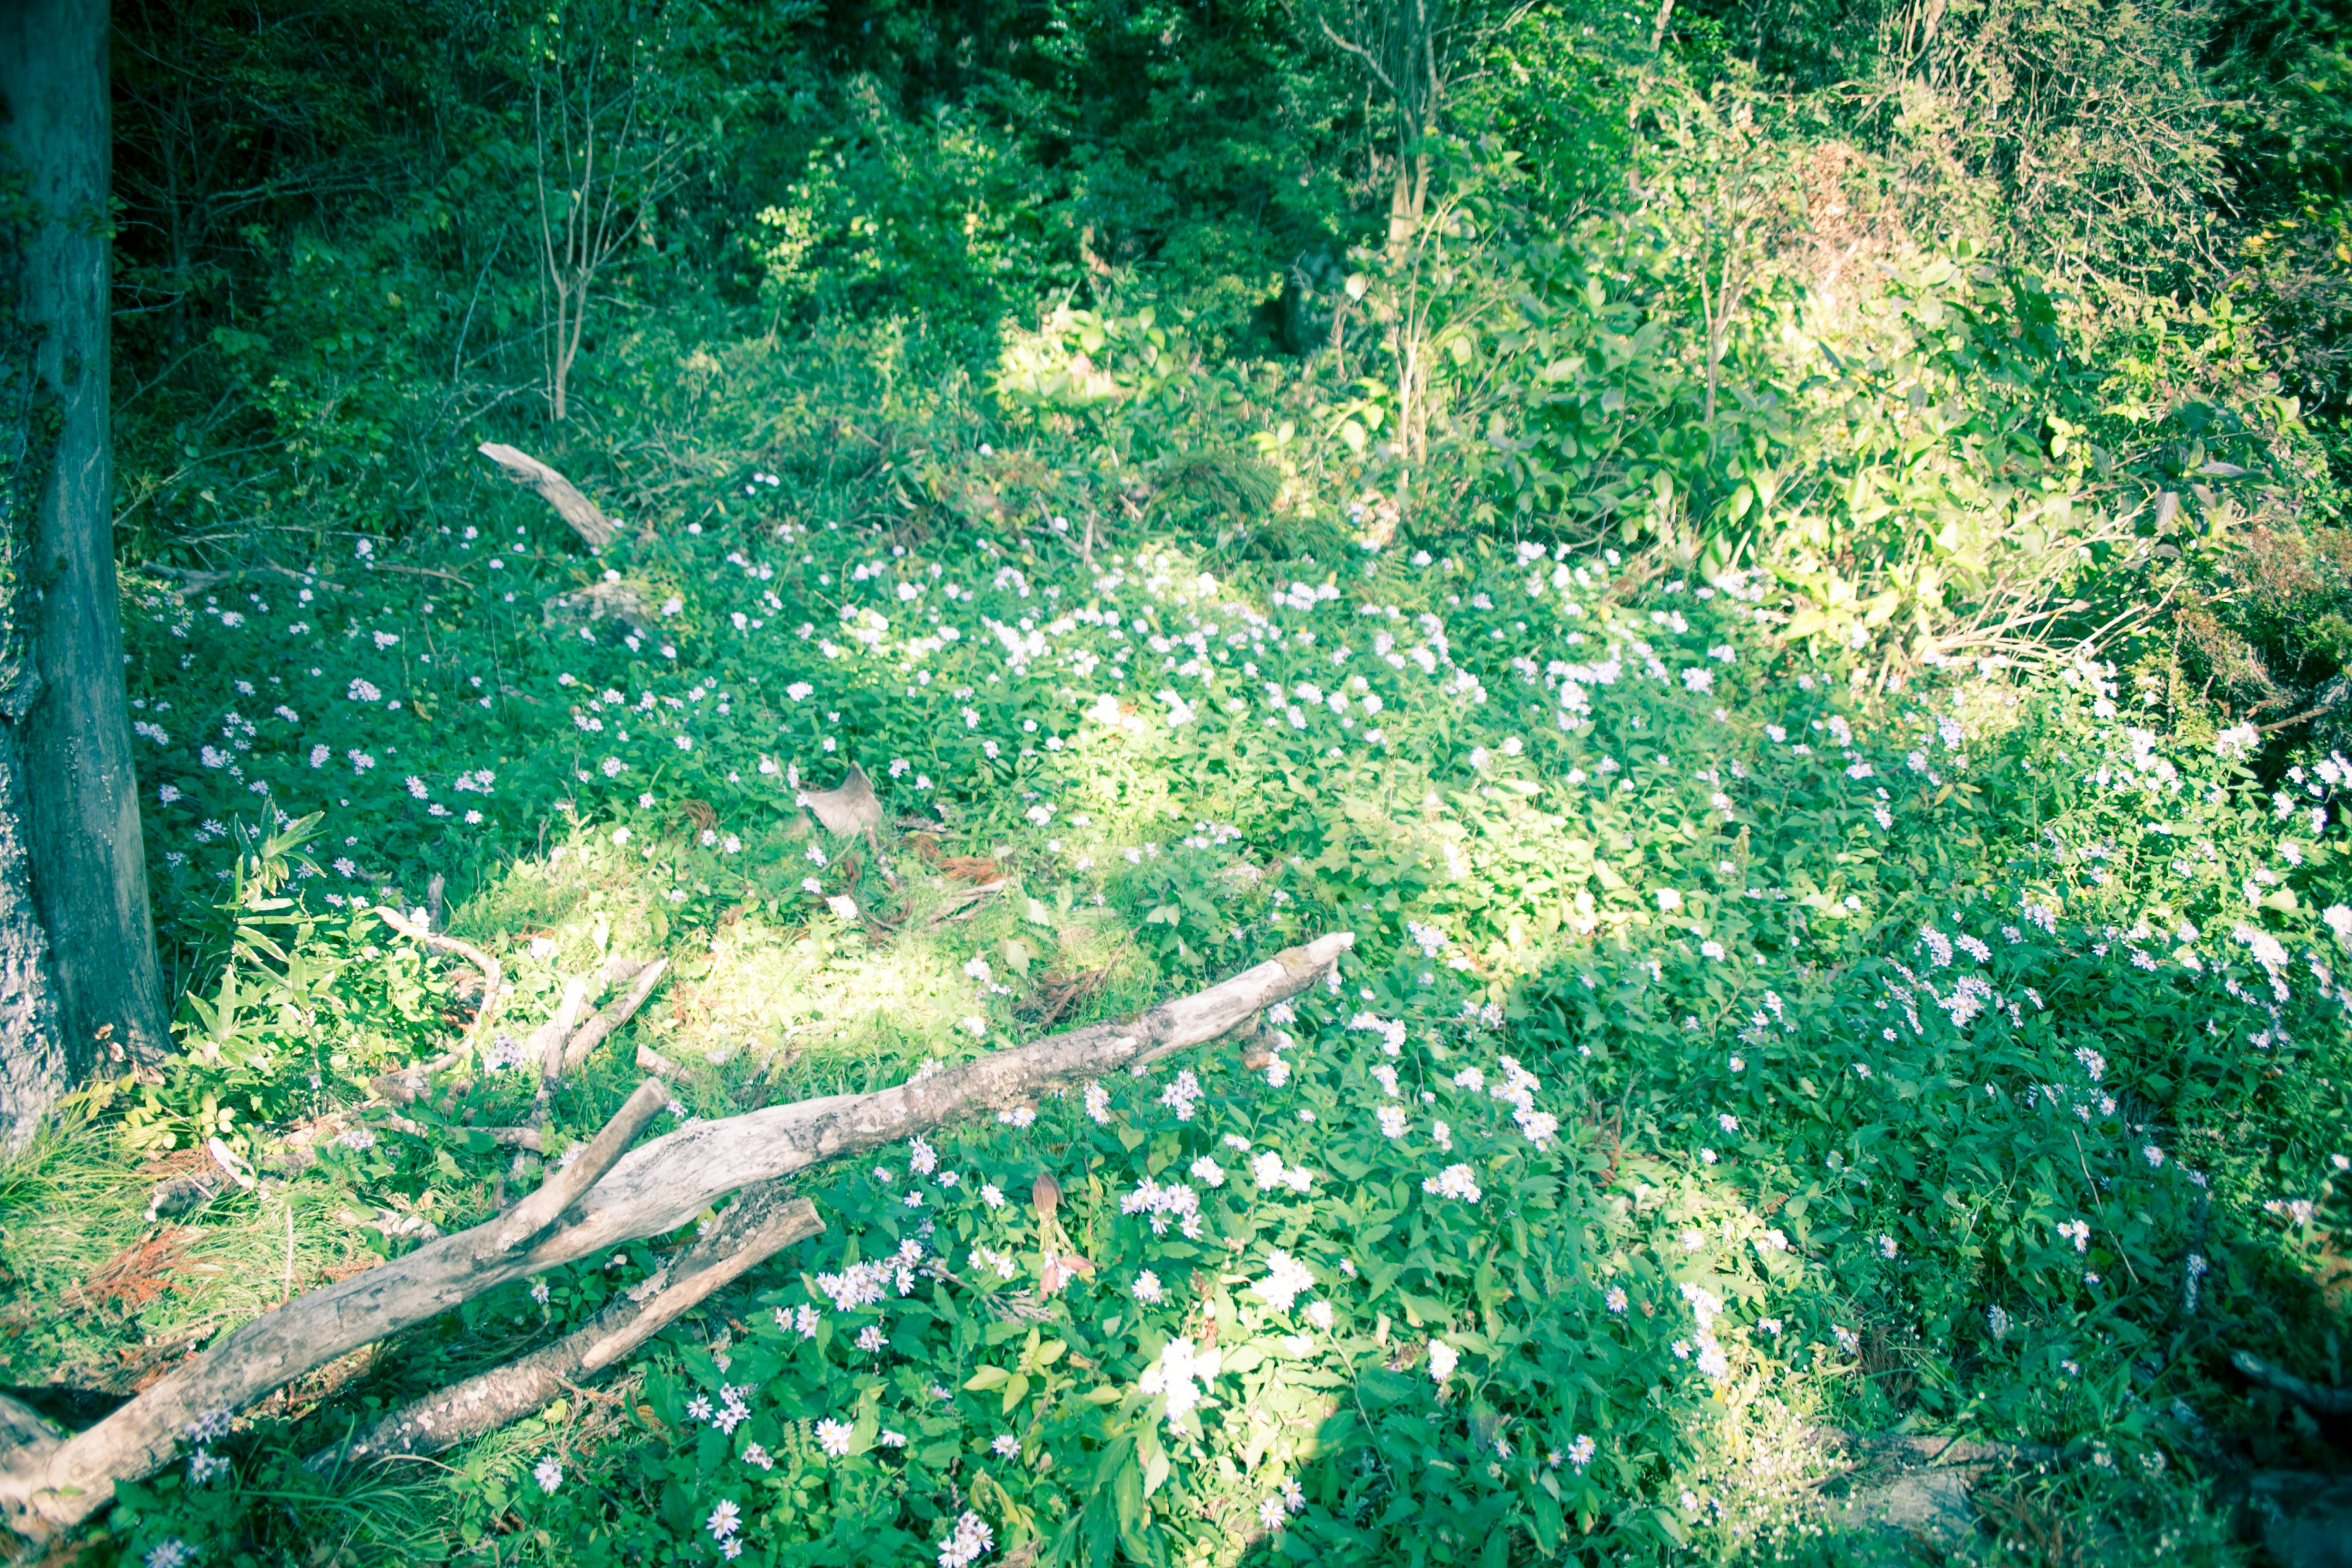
7,377,2348,1564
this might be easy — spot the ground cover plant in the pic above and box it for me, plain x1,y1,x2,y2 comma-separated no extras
7,1,2352,1566
10,421,2345,1564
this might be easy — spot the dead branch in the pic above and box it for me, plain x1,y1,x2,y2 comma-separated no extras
0,932,1350,1540
560,958,669,1072
476,442,620,549
508,976,592,1191
2233,1349,2352,1416
374,907,508,1059
309,1187,821,1471
490,1079,670,1253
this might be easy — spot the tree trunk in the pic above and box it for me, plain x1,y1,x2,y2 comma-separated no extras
0,0,172,1117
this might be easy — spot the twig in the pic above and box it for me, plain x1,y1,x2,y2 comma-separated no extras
560,959,669,1072
374,908,507,1057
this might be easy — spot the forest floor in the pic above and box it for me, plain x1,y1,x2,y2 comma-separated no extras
4,352,2351,1566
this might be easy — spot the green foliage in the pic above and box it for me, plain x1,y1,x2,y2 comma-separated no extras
55,2,2352,1567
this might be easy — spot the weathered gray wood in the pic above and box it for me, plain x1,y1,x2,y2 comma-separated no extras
803,763,884,835
309,1189,821,1471
559,957,668,1071
0,0,171,1097
477,442,619,548
0,932,1349,1539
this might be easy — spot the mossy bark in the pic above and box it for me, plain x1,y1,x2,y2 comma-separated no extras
0,0,169,1140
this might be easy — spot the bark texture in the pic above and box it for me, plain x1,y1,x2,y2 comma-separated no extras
477,442,619,548
0,735,62,1151
309,1188,821,1470
0,0,170,1080
0,932,1349,1539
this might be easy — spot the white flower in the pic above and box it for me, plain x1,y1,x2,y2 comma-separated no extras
1254,1250,1316,1312
1131,1270,1164,1304
1605,1286,1627,1313
1377,1105,1409,1138
1428,1338,1459,1384
815,1419,853,1458
992,1433,1020,1457
1084,1082,1111,1123
937,1510,994,1568
707,1500,742,1540
1422,1163,1482,1203
1139,1336,1208,1422
533,1455,562,1493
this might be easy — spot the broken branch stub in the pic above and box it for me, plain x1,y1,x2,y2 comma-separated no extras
0,932,1351,1540
476,442,620,549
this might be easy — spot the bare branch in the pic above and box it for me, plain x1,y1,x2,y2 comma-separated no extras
0,933,1351,1540
477,443,621,548
374,907,507,1056
310,1188,820,1471
560,958,669,1072
490,1077,671,1253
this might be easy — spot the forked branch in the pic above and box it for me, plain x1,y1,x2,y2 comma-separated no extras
0,932,1351,1540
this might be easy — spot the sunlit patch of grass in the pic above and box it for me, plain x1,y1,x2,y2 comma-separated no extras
0,1099,379,1395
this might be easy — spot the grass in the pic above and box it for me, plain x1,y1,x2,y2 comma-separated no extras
1,320,2346,1567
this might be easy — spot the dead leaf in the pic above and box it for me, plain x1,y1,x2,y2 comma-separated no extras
76,1229,196,1315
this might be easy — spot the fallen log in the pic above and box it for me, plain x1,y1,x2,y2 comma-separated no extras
476,443,620,549
2233,1349,2352,1417
0,932,1350,1540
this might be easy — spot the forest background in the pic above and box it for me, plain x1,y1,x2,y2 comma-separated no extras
4,0,2352,1564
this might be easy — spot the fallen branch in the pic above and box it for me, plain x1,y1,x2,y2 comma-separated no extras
477,443,619,549
373,907,508,1070
2232,1349,2352,1416
0,932,1349,1540
510,976,591,1189
560,959,669,1072
309,1186,821,1470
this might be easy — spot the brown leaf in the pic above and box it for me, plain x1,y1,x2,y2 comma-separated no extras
1031,1172,1060,1223
77,1229,197,1315
939,856,1003,884
1039,1250,1095,1295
